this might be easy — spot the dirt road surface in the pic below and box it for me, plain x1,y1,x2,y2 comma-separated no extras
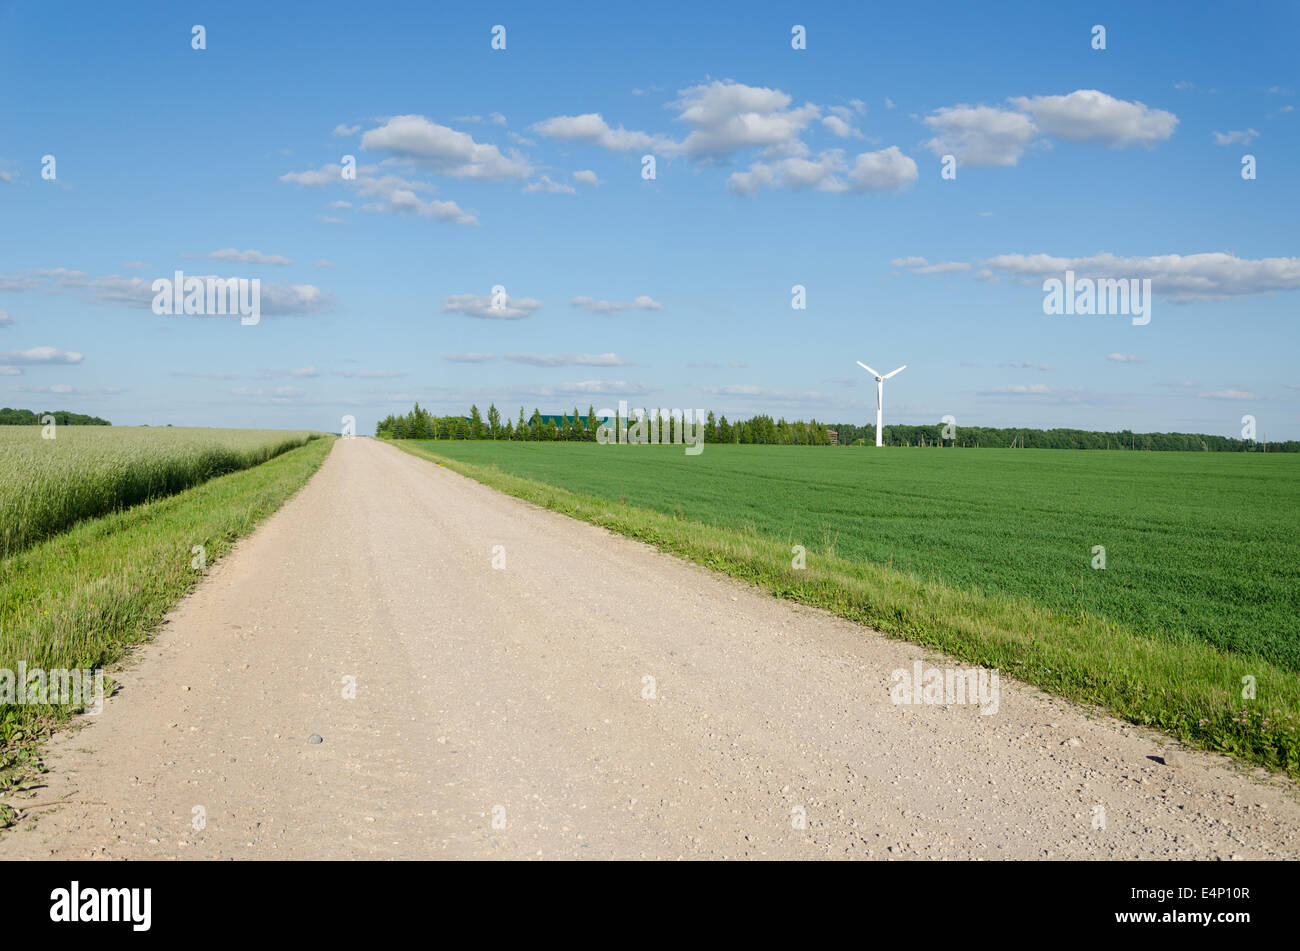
3,437,1297,859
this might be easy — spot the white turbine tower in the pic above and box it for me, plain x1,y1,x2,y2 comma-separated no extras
856,361,907,446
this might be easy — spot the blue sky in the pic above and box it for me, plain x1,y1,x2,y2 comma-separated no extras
1,0,1296,437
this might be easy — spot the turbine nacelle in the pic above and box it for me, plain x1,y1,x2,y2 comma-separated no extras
855,360,907,447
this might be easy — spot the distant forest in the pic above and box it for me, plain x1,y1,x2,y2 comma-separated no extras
0,408,111,426
830,423,1298,452
378,403,1296,451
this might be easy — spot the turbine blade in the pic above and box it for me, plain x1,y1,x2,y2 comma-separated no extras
856,361,880,376
883,365,907,379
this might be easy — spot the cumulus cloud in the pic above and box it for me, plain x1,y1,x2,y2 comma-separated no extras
280,164,345,187
30,270,332,316
441,293,542,320
1007,90,1177,147
569,295,663,314
923,104,1039,166
282,163,478,225
504,352,633,367
0,346,83,364
1199,388,1258,400
513,380,657,397
352,173,478,224
361,115,532,181
893,257,970,274
699,384,844,405
672,80,820,158
530,113,674,153
1212,129,1259,146
822,115,862,138
333,123,361,136
524,175,576,194
978,384,1086,398
209,248,294,266
729,145,917,194
923,90,1178,166
573,169,601,186
982,251,1300,302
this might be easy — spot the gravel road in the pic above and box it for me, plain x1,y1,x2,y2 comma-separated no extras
3,437,1297,860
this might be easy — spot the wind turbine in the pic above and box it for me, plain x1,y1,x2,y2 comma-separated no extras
856,361,907,446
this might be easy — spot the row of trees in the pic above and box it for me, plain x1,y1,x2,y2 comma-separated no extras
829,423,1298,451
376,405,1296,452
376,404,837,445
377,404,604,441
0,407,111,425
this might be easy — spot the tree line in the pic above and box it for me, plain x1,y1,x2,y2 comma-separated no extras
829,422,1298,452
376,404,1296,451
0,407,111,426
376,404,834,444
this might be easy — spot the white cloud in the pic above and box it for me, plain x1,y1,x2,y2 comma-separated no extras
979,384,1085,397
673,80,820,158
700,384,841,404
523,175,576,194
280,164,344,186
893,257,970,274
353,173,478,225
822,115,862,138
442,352,496,362
1107,353,1142,363
923,104,1039,166
333,123,361,136
0,309,11,327
0,367,19,375
729,146,916,194
0,346,83,365
1199,388,1257,400
1212,129,1259,146
513,380,657,397
361,115,532,180
505,352,633,367
983,251,1300,302
442,293,542,320
315,259,336,269
11,383,125,397
573,169,601,186
569,295,663,314
1008,90,1177,147
289,366,318,377
209,248,294,266
531,113,674,153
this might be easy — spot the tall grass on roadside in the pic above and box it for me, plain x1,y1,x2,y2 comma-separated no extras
0,427,321,557
0,436,334,744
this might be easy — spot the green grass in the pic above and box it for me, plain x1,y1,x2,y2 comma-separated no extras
0,426,322,558
0,435,334,754
395,440,1300,774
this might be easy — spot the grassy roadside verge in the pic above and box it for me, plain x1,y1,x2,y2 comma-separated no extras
0,436,335,818
393,440,1300,776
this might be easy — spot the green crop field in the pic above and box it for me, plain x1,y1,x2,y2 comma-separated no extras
400,440,1300,772
0,426,321,557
